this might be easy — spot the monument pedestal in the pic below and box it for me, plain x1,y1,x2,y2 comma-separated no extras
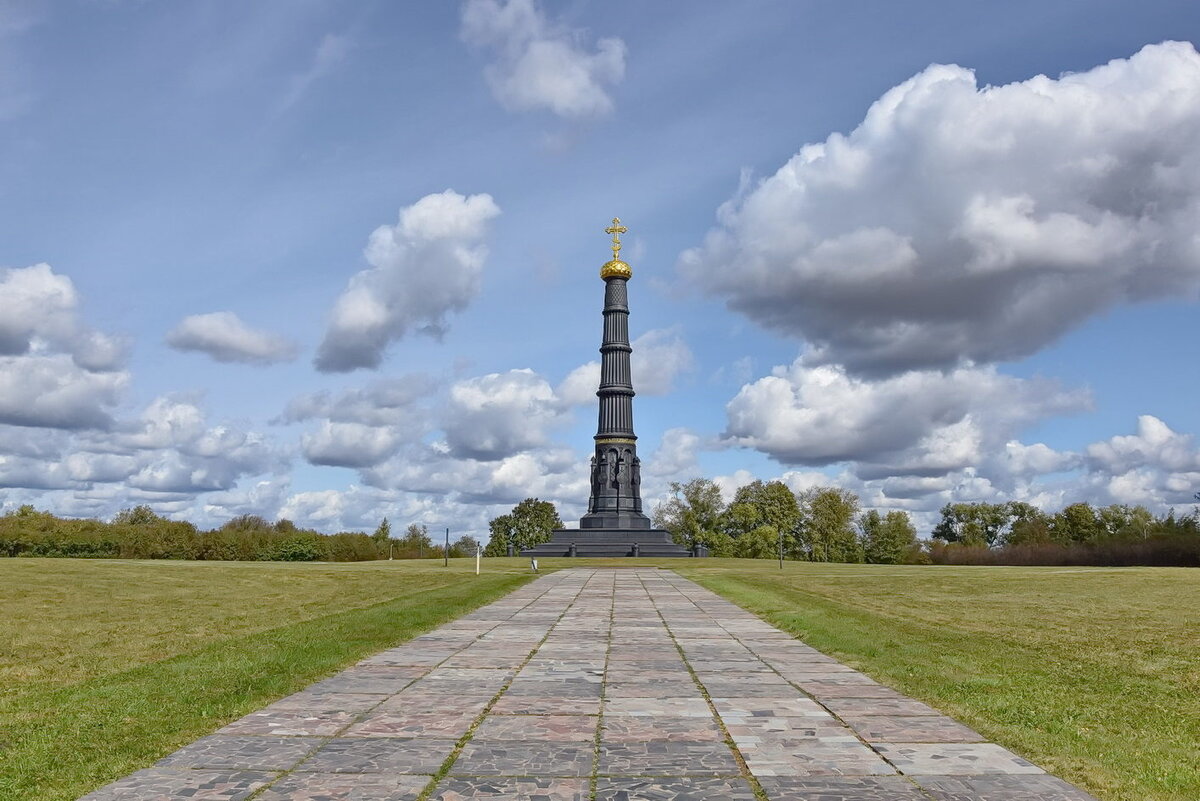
522,527,692,558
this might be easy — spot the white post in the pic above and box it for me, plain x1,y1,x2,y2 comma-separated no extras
475,545,481,575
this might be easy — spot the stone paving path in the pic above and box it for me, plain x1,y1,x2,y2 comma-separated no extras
83,569,1099,800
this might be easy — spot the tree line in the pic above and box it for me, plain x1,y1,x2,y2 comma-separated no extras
477,484,922,564
0,505,480,562
646,479,1199,566
8,487,1198,567
651,479,919,562
927,499,1200,566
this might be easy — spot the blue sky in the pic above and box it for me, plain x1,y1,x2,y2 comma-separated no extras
2,0,1199,537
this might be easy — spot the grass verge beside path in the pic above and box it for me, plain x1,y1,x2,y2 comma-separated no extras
0,558,533,801
672,561,1199,801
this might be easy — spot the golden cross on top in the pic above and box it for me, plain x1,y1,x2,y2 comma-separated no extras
605,217,628,259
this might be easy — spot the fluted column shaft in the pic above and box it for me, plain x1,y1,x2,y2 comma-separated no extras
581,276,649,529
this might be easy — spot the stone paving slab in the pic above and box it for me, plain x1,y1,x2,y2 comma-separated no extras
597,741,741,777
913,774,1101,800
451,742,596,777
155,735,321,772
255,772,429,801
843,714,985,743
81,569,1098,801
594,777,758,800
473,713,598,742
756,774,930,799
78,769,275,801
296,737,455,774
431,776,588,799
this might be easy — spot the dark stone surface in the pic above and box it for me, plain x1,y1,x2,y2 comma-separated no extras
595,777,758,800
79,769,275,801
597,741,741,777
155,736,321,771
451,741,597,777
296,737,455,774
524,528,691,558
756,775,928,800
912,774,1100,800
257,773,430,801
431,777,588,799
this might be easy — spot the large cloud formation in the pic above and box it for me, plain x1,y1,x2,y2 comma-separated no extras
315,190,500,373
681,41,1200,375
0,264,129,430
460,0,625,117
0,263,125,371
442,368,569,460
724,360,1089,475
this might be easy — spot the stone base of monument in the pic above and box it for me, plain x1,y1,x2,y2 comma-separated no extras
521,528,694,557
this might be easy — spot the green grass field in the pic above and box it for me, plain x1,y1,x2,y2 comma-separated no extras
3,557,1195,801
668,560,1200,801
0,558,534,801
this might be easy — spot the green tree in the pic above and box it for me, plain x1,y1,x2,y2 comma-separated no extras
222,514,271,532
450,534,481,557
398,523,434,557
797,487,863,562
652,478,731,555
484,514,513,557
734,524,780,559
932,502,1010,546
1003,502,1051,545
1052,502,1101,543
371,517,392,556
1097,504,1154,539
859,509,917,564
113,505,164,526
722,480,800,551
483,498,562,555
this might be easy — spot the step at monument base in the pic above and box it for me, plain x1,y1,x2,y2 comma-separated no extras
521,528,694,558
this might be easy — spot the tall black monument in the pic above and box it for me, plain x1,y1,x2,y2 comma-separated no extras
523,219,694,558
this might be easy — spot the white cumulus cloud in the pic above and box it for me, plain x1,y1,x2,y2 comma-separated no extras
0,354,128,430
442,368,568,460
1087,414,1200,474
167,311,297,365
280,375,438,427
724,360,1089,473
0,263,127,370
315,190,501,372
302,421,405,468
461,0,625,117
681,41,1200,376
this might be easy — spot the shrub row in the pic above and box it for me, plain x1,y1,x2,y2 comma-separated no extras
926,535,1200,567
0,509,385,562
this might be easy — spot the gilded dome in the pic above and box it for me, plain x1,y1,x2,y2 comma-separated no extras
600,258,632,280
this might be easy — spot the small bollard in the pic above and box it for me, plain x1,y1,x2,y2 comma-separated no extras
569,542,577,557
530,557,539,572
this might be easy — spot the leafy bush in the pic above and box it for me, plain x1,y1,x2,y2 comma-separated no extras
0,506,418,562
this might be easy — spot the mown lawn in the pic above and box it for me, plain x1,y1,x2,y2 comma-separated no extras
0,558,533,801
669,560,1200,801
